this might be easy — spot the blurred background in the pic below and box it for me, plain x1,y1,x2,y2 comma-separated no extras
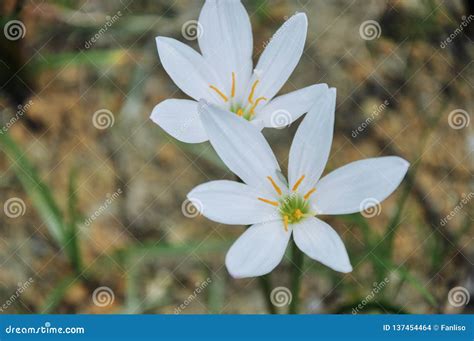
0,0,472,314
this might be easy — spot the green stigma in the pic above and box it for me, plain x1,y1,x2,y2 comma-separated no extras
279,193,310,225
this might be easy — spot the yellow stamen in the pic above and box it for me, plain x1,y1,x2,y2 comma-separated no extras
292,175,305,192
283,215,289,232
248,80,259,104
231,72,236,98
250,96,268,113
209,85,228,102
258,197,279,207
294,208,303,220
266,176,282,195
303,188,316,200
236,108,244,116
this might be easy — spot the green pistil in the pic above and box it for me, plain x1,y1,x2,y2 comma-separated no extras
230,104,253,121
279,193,310,224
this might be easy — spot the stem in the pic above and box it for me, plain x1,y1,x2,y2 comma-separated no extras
288,240,304,314
258,275,277,314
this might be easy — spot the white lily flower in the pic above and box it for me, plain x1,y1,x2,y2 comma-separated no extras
150,0,328,143
188,90,410,278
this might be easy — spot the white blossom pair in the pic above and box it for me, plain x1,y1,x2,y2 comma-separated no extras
188,91,409,278
150,0,410,279
150,0,327,143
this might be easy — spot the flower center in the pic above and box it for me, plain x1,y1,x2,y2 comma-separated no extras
209,72,267,121
279,193,310,226
257,175,316,232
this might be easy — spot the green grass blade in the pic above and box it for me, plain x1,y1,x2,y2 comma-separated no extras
66,168,82,274
0,132,65,244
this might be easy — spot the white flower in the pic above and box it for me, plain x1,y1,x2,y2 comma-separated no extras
188,90,410,278
150,0,327,143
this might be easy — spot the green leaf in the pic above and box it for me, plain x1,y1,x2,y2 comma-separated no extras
0,132,65,245
66,168,83,274
40,275,77,313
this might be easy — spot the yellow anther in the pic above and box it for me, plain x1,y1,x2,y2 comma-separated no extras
248,79,260,104
209,85,228,102
292,175,305,192
303,188,316,200
294,209,303,220
283,215,289,232
266,176,282,196
258,197,279,207
236,108,244,116
231,72,236,98
250,96,268,113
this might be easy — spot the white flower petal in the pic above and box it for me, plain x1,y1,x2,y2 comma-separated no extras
150,99,208,143
199,101,284,196
249,13,308,101
293,217,352,273
198,0,253,103
187,180,279,225
225,220,291,278
288,88,336,194
156,37,222,102
313,156,410,215
257,83,328,128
